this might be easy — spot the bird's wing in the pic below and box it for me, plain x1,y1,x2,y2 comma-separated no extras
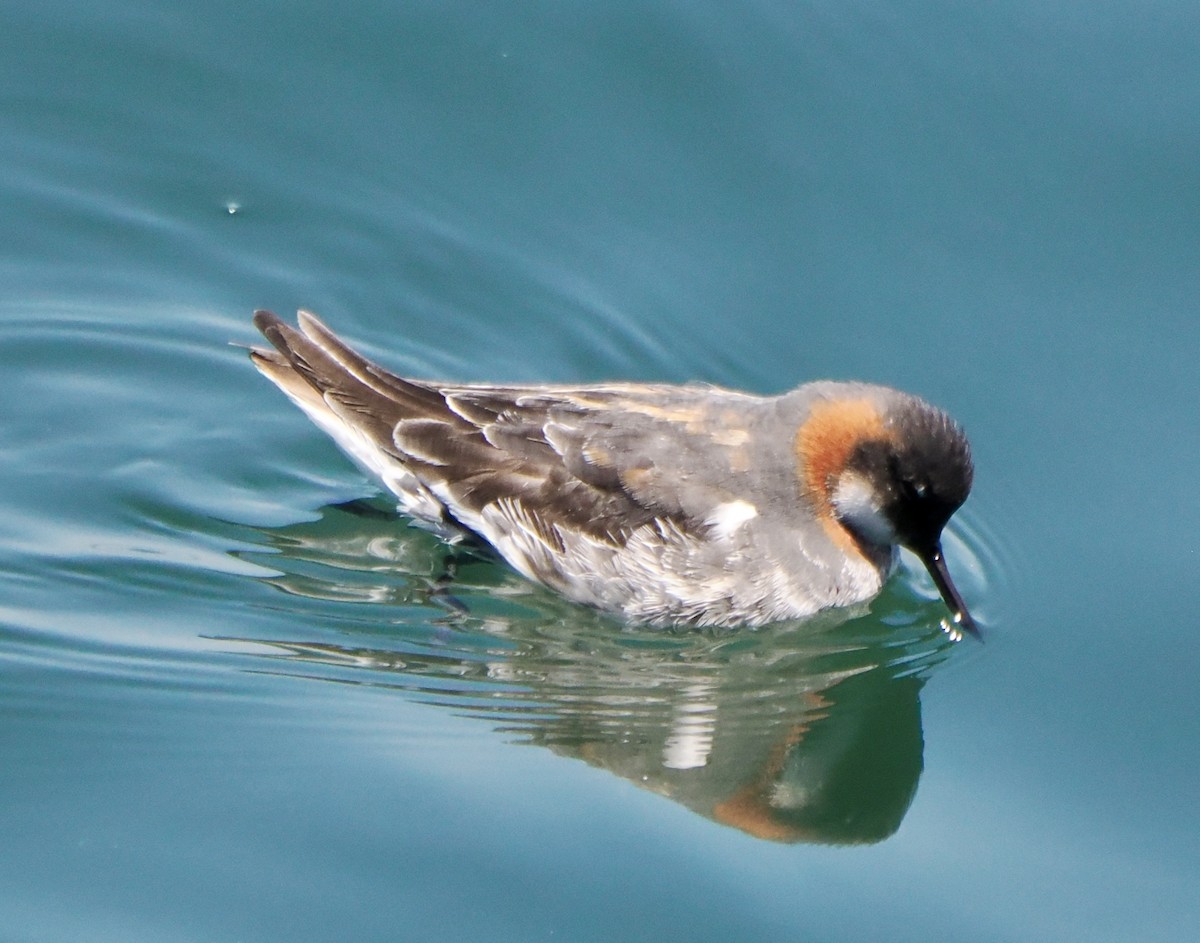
250,310,761,547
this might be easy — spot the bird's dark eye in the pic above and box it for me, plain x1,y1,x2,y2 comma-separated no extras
901,479,928,501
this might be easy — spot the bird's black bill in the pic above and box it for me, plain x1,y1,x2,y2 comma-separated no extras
918,543,982,641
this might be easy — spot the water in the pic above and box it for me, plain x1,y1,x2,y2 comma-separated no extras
2,2,1198,940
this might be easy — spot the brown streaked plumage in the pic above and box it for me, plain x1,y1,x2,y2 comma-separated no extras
249,310,978,636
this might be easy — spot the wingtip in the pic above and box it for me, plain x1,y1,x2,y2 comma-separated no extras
252,309,282,333
295,308,341,346
247,346,282,367
252,309,305,362
296,308,324,331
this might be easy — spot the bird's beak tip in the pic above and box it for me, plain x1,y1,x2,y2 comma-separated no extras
946,609,984,643
919,541,983,643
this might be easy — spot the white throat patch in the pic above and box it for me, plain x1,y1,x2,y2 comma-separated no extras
831,475,896,547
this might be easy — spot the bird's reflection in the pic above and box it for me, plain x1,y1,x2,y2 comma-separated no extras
237,498,959,845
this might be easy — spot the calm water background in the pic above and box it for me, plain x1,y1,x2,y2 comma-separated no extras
2,1,1197,940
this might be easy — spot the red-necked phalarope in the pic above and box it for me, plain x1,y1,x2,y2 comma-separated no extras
250,310,978,637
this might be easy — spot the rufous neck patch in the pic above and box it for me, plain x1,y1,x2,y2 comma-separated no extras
795,398,888,511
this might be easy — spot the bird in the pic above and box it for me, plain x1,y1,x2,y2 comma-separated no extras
249,310,979,638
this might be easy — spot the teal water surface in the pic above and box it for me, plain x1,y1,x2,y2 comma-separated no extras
2,2,1198,941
